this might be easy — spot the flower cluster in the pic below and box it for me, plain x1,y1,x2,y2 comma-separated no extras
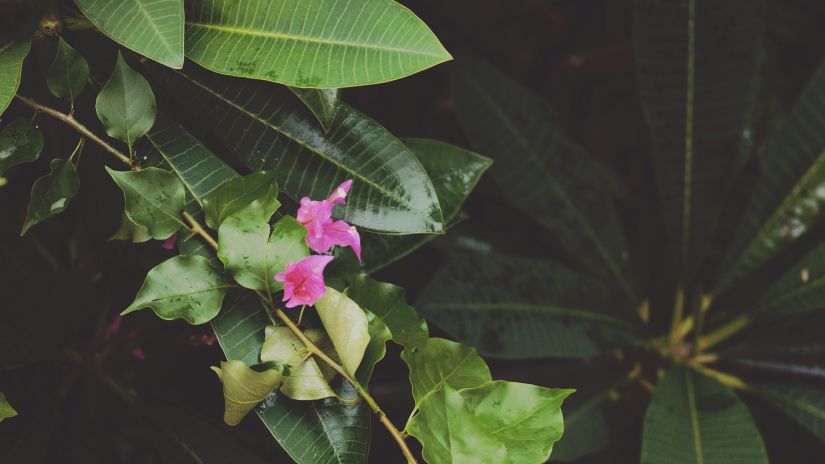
275,180,361,308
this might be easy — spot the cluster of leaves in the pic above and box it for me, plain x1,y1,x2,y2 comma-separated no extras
0,1,576,463
415,1,825,462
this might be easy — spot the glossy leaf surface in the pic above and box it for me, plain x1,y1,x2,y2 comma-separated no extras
202,171,279,230
0,39,29,117
107,167,186,239
290,87,340,130
96,53,157,148
0,118,43,176
21,159,80,235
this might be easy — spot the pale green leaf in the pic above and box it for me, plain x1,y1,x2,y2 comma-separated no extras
21,159,80,235
203,171,279,230
46,37,89,104
260,325,336,401
0,38,30,117
96,52,157,148
314,287,370,376
211,360,285,426
356,310,391,385
0,117,43,176
183,0,451,88
289,87,339,131
74,0,184,68
346,274,428,349
123,255,231,324
0,392,16,422
106,166,186,239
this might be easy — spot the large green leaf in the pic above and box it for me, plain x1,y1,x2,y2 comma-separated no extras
362,138,492,272
211,294,371,464
641,367,768,464
314,287,370,376
21,159,80,235
202,172,279,230
183,0,451,88
152,64,444,234
715,55,825,297
96,52,157,149
452,58,636,302
753,243,825,318
212,360,285,426
346,274,429,349
417,252,642,359
107,166,186,239
290,88,340,131
0,392,16,422
0,38,29,117
123,255,231,324
74,0,184,68
634,0,763,278
46,38,89,107
753,385,825,444
0,117,43,176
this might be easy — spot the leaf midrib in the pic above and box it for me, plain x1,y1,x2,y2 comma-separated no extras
685,370,704,464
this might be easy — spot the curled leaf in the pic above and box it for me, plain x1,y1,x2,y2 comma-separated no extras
261,326,336,401
212,360,285,426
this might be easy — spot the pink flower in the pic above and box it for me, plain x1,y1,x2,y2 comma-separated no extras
296,180,361,261
274,255,334,308
161,234,178,250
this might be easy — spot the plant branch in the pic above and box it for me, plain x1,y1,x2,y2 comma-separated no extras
14,94,138,170
181,211,219,250
697,314,751,352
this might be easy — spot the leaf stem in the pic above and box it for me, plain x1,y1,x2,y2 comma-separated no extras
181,211,219,250
697,314,751,352
14,94,138,170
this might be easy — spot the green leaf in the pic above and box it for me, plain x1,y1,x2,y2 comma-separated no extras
96,52,157,149
123,255,231,324
753,243,825,319
715,55,825,297
110,212,152,243
74,0,184,68
183,0,451,88
46,37,89,105
0,39,30,117
107,166,186,239
346,274,428,349
356,310,391,385
641,366,768,464
217,197,310,292
0,392,16,422
401,337,491,407
203,171,279,230
551,401,609,462
362,138,492,272
152,65,444,234
21,159,80,235
754,385,825,444
417,252,641,359
634,0,763,276
260,326,336,401
452,58,636,302
0,117,43,176
211,360,285,426
290,87,339,131
314,286,370,376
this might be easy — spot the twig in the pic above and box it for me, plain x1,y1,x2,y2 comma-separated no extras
181,211,219,250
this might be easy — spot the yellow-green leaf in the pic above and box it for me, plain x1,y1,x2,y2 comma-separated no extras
314,287,370,376
211,360,285,426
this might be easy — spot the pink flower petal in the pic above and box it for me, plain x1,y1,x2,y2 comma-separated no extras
161,234,178,250
327,179,352,204
274,255,334,307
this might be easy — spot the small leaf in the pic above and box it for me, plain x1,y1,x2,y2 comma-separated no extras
0,38,30,117
46,38,89,104
107,167,186,240
21,159,80,235
110,212,152,243
314,287,370,376
202,171,279,230
96,52,157,148
401,337,491,407
74,0,184,68
0,117,43,176
211,360,285,426
356,310,391,385
260,326,335,401
290,87,340,131
0,391,16,422
346,274,429,349
123,255,231,324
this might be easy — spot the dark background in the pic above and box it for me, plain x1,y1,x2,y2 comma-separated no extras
2,0,825,462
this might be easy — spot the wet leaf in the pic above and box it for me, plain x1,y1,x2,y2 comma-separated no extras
211,360,285,426
0,117,43,176
203,171,279,230
107,167,186,240
289,88,339,131
21,159,80,235
96,52,157,148
346,274,428,349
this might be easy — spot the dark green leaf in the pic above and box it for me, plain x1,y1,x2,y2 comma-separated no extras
356,310,391,385
107,166,186,239
202,171,279,230
183,0,451,88
417,252,641,359
753,385,825,444
551,400,609,462
0,117,43,176
641,367,768,464
289,87,339,131
346,274,429,349
452,58,636,302
212,360,285,426
123,255,231,324
46,37,89,104
753,243,825,318
21,159,80,235
96,52,157,148
634,0,763,276
74,0,184,68
0,392,16,422
0,39,30,117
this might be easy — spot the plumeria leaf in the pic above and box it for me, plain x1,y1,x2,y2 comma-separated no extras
106,167,186,240
211,360,285,426
356,310,391,385
641,367,768,464
46,38,89,105
183,0,451,88
314,287,370,376
0,38,30,117
203,171,279,230
21,159,80,235
74,0,184,68
260,326,336,401
401,337,491,407
289,88,340,131
752,243,825,319
0,392,16,422
122,255,231,324
96,52,157,149
110,212,152,243
346,274,429,349
753,385,825,444
0,117,43,176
